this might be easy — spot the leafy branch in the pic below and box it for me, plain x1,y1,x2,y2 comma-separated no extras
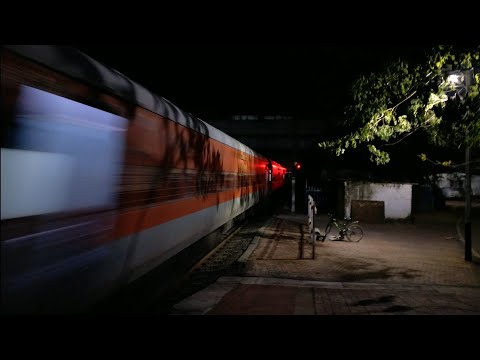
319,45,480,165
418,153,480,169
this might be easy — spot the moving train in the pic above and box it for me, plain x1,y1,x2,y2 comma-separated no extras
1,45,287,314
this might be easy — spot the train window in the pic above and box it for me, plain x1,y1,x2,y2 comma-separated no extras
1,85,127,220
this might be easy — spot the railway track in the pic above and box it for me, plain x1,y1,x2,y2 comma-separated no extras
86,194,287,315
153,210,275,314
87,216,262,315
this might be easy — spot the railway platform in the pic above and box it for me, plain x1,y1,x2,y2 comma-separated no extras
171,206,480,315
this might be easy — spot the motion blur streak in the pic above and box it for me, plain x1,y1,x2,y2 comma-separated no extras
1,45,287,314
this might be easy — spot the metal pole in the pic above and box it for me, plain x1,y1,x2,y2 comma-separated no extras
465,146,472,261
312,202,316,259
291,176,296,213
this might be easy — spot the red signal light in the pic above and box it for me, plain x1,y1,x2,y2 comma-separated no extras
295,162,301,170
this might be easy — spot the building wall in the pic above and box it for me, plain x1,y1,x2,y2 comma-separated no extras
344,182,412,220
435,173,480,198
206,115,328,166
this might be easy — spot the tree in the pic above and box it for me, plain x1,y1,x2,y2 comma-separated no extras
319,45,479,166
319,45,480,261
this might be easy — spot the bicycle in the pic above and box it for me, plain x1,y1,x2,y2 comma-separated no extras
316,213,363,242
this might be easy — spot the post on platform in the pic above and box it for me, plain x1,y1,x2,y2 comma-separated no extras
291,176,296,213
291,161,301,213
307,195,317,259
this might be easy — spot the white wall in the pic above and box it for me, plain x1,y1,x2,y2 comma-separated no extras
435,173,480,198
474,176,480,196
344,182,412,220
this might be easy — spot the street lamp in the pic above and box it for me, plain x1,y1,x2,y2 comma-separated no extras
445,69,474,101
444,67,476,261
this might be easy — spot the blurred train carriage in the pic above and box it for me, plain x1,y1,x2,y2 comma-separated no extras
1,45,287,314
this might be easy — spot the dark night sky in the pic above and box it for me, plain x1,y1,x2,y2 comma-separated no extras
73,44,432,122
70,44,453,180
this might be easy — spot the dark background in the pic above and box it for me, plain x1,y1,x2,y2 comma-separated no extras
71,44,469,183
72,44,432,121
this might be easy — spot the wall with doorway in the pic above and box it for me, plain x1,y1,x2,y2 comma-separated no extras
344,182,412,220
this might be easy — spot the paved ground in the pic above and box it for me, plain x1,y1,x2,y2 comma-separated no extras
172,205,480,315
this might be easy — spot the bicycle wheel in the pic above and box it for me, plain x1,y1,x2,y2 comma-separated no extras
345,224,363,242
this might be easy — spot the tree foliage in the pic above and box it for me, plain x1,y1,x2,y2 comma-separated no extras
319,45,480,165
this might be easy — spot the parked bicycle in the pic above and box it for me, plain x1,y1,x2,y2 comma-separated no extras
316,213,363,242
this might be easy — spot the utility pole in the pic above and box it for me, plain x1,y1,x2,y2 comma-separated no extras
446,68,475,262
291,162,301,213
291,175,296,212
465,146,472,261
